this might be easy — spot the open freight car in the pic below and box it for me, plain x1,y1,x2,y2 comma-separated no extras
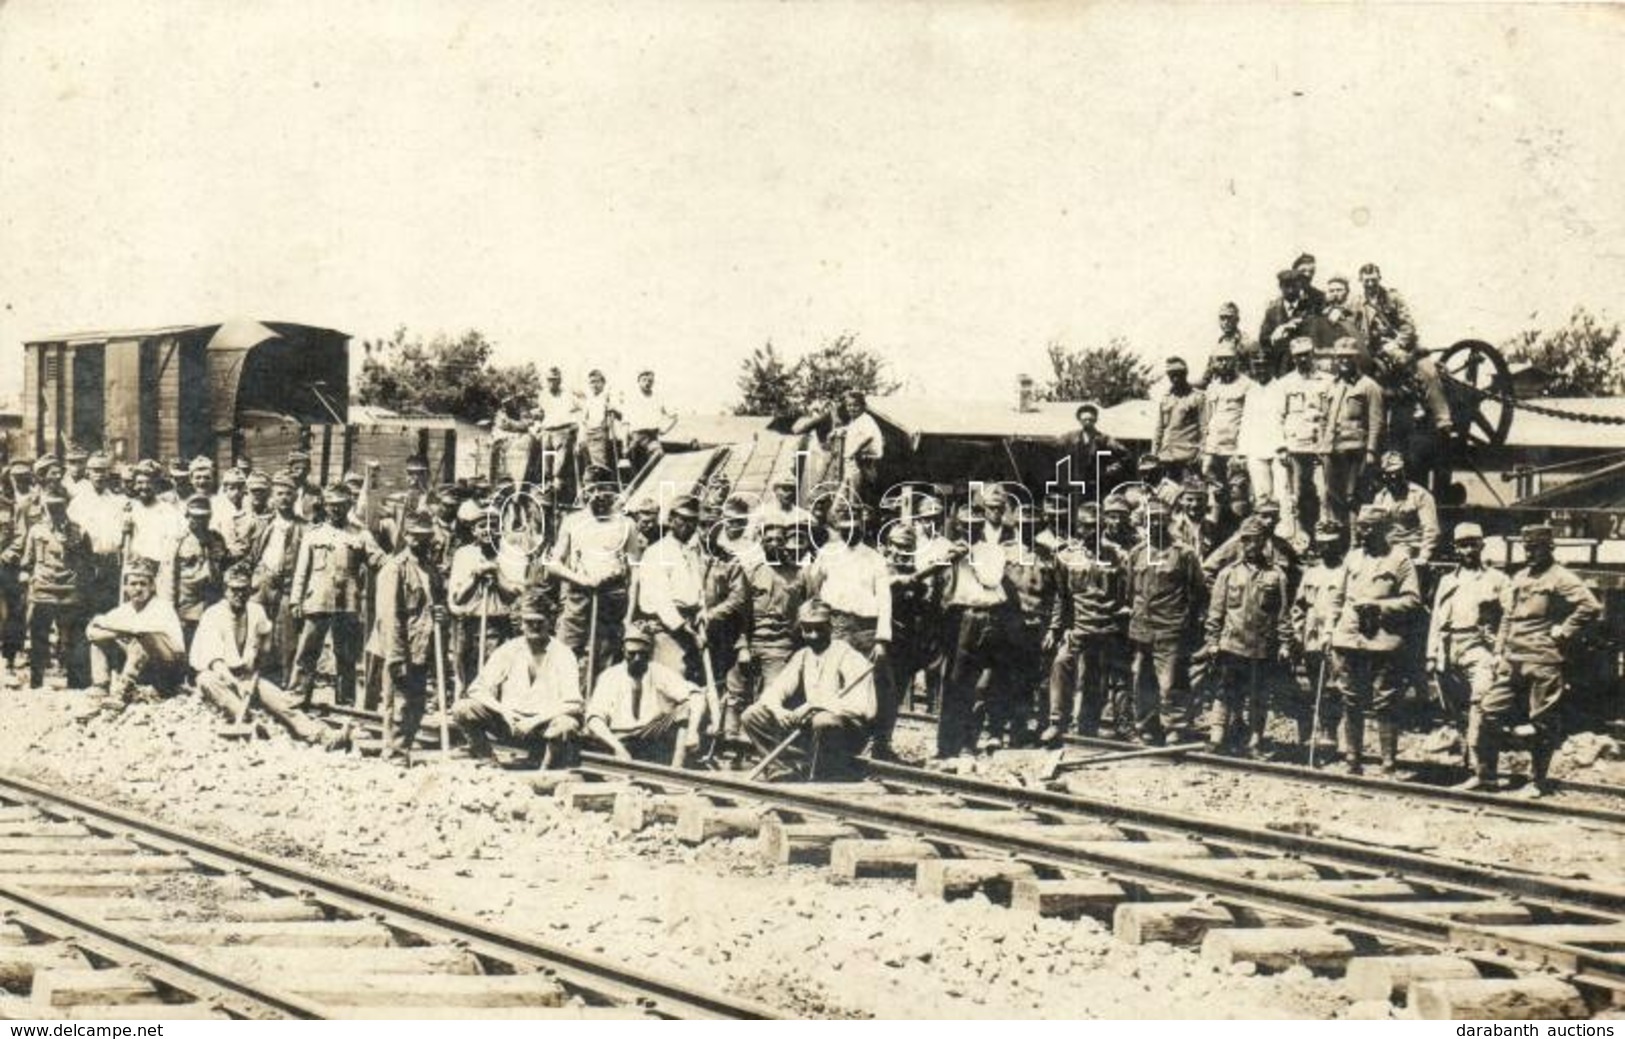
20,318,350,466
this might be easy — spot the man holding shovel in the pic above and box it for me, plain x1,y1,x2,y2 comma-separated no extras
741,600,875,780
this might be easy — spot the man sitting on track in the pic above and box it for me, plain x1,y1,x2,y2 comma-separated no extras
85,558,186,703
584,626,709,767
191,564,348,748
740,599,876,781
452,593,583,769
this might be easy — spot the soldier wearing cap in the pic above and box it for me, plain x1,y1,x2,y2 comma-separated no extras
1291,520,1350,751
868,521,939,759
284,449,323,523
625,496,663,558
1473,524,1601,796
1060,403,1129,496
546,465,637,687
1100,495,1139,554
60,447,89,499
724,520,811,746
1202,496,1300,592
1371,450,1439,564
1427,522,1509,777
1169,477,1221,560
1320,337,1385,528
157,457,189,507
582,624,708,767
930,486,1014,756
995,503,1057,746
1275,335,1331,538
576,368,619,473
187,455,218,499
1215,301,1259,367
22,456,61,531
86,557,185,701
1328,505,1420,775
447,502,523,689
171,495,229,647
1124,499,1206,745
10,486,93,688
208,467,248,557
741,599,876,780
247,473,307,682
748,471,814,538
1373,339,1453,498
1355,263,1417,356
369,510,448,761
191,564,344,747
1203,515,1296,755
534,367,579,504
1153,357,1205,483
288,484,386,707
1045,502,1128,743
1200,342,1255,484
632,493,708,681
239,471,273,553
456,594,582,766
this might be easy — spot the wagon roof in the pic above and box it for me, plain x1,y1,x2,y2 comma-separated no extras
868,394,1152,444
24,319,347,348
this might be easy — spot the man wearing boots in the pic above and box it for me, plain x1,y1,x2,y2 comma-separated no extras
1291,521,1350,758
1467,524,1600,796
1045,503,1127,744
1328,505,1420,775
1127,500,1207,746
1203,517,1294,756
1428,523,1508,778
726,521,808,748
288,486,385,707
370,512,447,762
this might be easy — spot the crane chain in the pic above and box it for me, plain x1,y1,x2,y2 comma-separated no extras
1438,371,1625,426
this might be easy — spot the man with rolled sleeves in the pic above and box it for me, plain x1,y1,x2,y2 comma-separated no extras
1203,517,1295,756
1329,505,1420,775
288,485,386,707
634,492,707,681
547,467,637,688
455,592,583,769
1428,522,1508,775
67,453,125,614
86,558,185,701
123,461,181,582
1045,503,1127,744
211,468,249,558
1319,338,1385,528
1472,524,1600,796
1153,357,1205,483
806,506,892,660
371,511,447,762
585,626,706,766
741,600,876,781
1127,499,1206,745
935,487,1013,756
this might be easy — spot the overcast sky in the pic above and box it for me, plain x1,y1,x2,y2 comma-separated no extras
1,1,1621,412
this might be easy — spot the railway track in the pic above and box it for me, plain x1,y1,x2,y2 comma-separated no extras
0,773,772,1021
552,752,1624,1020
897,709,1625,830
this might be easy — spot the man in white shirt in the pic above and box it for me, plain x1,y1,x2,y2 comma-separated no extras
122,462,182,588
585,626,707,766
86,558,186,702
68,453,126,613
191,565,341,746
452,595,583,769
576,369,619,472
836,391,885,510
633,493,706,680
748,473,813,537
740,599,876,780
620,369,676,478
806,508,892,659
546,467,637,687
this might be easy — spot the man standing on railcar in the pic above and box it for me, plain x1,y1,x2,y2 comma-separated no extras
1470,524,1600,796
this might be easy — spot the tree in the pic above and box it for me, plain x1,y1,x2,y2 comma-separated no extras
357,327,540,421
1038,337,1153,406
730,332,900,417
1503,307,1625,397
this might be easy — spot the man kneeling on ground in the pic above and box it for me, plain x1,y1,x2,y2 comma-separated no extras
741,599,875,780
192,563,348,748
585,626,709,767
452,594,582,768
86,558,185,702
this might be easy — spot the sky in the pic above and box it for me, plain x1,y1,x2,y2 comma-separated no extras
1,1,1621,413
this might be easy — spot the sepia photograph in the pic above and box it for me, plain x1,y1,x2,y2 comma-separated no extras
0,0,1621,1027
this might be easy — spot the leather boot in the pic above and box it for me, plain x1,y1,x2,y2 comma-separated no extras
1376,720,1400,776
1207,702,1231,752
1342,713,1365,775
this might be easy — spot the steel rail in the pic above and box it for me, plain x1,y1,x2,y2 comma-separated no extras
0,885,323,1019
0,772,774,1021
578,753,1625,997
896,710,1625,828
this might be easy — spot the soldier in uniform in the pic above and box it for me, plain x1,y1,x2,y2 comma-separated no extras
1204,517,1295,755
1153,357,1205,483
1355,263,1418,354
1320,277,1366,370
1215,301,1259,369
448,508,523,690
1170,478,1222,560
1291,521,1349,754
124,461,181,581
1427,522,1508,775
1329,505,1420,775
86,558,185,701
621,369,676,478
1470,524,1600,796
249,473,306,683
577,368,618,473
998,504,1057,747
741,600,876,781
171,495,229,648
61,448,90,499
1101,495,1139,554
192,564,346,747
13,488,94,689
288,486,385,707
1276,336,1331,540
1126,500,1206,745
1371,451,1440,565
239,471,274,557
284,449,323,523
1045,503,1127,743
1320,337,1385,529
1200,342,1253,484
725,520,809,747
584,626,706,766
371,511,448,762
1203,496,1301,592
